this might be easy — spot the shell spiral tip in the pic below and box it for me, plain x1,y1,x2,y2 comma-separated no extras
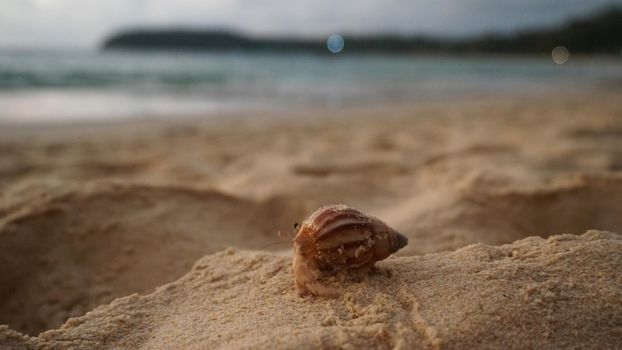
395,232,408,251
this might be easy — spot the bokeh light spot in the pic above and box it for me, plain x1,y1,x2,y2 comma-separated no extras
552,46,570,64
327,34,344,53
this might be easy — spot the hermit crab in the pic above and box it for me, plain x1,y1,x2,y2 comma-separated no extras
292,204,408,296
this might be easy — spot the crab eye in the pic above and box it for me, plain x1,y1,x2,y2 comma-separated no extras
294,222,300,230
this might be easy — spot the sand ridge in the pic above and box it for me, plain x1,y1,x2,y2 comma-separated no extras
4,231,621,349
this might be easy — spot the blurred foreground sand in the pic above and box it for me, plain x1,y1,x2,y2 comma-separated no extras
1,93,621,349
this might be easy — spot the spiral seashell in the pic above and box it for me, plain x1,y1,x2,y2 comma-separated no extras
292,204,408,296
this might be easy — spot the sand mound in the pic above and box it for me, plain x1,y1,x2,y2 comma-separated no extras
395,174,622,255
0,183,305,335
3,230,620,349
463,174,622,237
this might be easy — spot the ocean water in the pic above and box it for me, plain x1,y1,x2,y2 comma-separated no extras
0,49,620,123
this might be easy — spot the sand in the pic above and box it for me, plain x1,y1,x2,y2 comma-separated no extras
1,92,622,349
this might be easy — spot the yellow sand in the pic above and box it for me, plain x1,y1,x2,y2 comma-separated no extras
1,92,622,349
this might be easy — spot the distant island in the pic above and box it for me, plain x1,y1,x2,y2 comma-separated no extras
102,6,622,54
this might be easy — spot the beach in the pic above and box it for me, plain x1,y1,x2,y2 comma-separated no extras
1,91,622,349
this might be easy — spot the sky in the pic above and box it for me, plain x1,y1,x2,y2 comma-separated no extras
1,0,621,48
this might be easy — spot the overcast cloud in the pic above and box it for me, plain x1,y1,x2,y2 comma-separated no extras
0,0,620,48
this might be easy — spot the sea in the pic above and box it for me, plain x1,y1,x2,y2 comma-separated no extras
0,49,621,123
